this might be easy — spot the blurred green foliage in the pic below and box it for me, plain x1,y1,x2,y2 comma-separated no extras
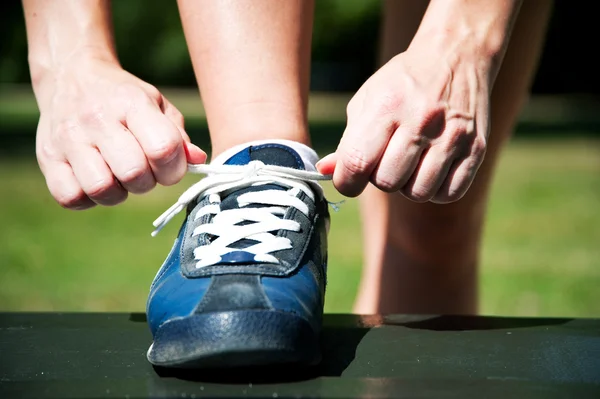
2,0,599,94
0,0,380,89
1,137,599,316
0,1,598,317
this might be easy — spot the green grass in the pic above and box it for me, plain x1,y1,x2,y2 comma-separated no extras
480,139,600,317
0,137,598,317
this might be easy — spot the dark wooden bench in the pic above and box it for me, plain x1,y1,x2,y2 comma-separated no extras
1,313,599,398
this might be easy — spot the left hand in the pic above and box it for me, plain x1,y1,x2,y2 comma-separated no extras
316,46,492,203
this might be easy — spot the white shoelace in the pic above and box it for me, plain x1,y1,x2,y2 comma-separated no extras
152,161,332,268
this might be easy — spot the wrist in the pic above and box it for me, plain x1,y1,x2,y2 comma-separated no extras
24,0,119,92
410,27,503,65
30,45,118,87
30,49,119,111
410,0,522,72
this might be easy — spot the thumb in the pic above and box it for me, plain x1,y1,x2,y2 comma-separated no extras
184,141,207,165
316,153,337,175
162,99,206,164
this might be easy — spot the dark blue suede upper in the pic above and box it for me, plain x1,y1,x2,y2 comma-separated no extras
146,144,329,336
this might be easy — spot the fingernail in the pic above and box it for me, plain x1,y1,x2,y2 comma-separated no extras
195,145,207,157
185,142,207,164
316,153,329,167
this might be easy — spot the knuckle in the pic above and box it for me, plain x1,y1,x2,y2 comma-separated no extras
56,191,88,209
402,185,433,203
435,177,472,203
119,166,148,185
85,178,116,199
154,165,185,187
142,84,162,100
134,180,156,194
445,125,469,144
54,119,80,142
415,106,445,136
340,147,371,176
375,91,402,116
36,142,58,164
471,136,487,158
159,170,185,187
119,167,156,194
421,102,445,121
146,139,181,163
109,191,128,206
78,105,106,128
116,82,143,99
406,131,427,148
116,83,154,108
373,175,401,193
413,96,442,118
346,89,364,119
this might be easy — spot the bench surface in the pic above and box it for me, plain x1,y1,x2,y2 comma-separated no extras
1,312,599,398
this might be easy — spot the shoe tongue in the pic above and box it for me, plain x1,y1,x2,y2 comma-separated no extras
221,144,303,210
224,143,306,170
219,144,304,250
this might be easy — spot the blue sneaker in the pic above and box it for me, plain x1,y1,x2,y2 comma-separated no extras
146,143,330,368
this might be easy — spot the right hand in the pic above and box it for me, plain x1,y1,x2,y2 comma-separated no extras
34,57,206,210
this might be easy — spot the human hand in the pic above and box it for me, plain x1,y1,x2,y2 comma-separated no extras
34,58,206,210
317,47,491,203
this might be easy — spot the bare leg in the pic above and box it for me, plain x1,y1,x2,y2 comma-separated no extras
354,0,553,315
177,0,314,157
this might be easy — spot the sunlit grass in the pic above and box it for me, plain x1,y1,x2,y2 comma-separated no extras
1,138,598,317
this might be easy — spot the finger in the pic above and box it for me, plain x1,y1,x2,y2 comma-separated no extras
163,99,207,165
184,142,208,165
370,125,427,192
163,98,186,133
66,145,128,206
43,160,96,210
431,141,486,204
315,153,336,175
399,145,456,203
126,97,187,186
332,115,396,197
429,158,475,204
94,123,156,194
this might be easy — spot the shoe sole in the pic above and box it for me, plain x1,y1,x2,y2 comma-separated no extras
147,309,321,368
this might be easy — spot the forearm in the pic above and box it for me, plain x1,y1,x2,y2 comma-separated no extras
23,0,118,91
410,0,523,79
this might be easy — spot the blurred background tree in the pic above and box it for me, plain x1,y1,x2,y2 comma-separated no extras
1,0,599,95
0,1,598,316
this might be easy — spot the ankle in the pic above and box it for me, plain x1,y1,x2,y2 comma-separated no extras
207,103,310,158
210,131,311,159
